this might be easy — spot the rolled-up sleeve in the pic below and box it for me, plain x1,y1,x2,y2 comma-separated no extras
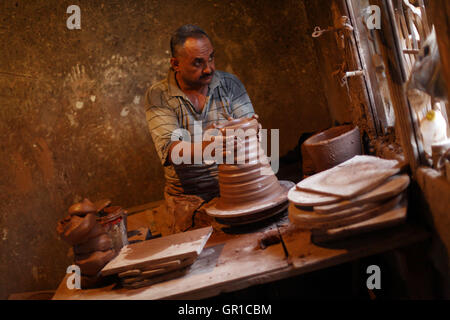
145,85,180,166
226,74,255,119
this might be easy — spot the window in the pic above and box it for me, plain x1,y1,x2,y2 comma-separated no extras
390,0,449,163
346,0,449,170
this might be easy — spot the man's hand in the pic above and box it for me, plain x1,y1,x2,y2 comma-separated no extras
203,133,244,164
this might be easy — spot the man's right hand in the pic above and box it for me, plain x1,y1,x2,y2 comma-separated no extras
167,134,244,165
203,134,244,164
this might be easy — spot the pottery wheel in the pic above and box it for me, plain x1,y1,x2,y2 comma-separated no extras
205,180,294,218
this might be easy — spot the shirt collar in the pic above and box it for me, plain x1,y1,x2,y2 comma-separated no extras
167,68,221,98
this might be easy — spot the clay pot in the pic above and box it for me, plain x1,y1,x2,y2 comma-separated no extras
83,222,108,241
205,117,288,216
303,125,361,173
68,198,97,216
74,234,113,255
93,199,112,213
56,213,97,245
75,249,116,276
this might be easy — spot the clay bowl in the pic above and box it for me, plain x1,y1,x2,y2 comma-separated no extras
303,125,361,173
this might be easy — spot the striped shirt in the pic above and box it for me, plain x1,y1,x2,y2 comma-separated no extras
145,69,255,199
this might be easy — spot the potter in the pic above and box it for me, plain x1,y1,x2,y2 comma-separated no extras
145,25,258,234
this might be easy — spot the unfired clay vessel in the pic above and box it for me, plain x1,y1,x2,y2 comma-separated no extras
303,125,361,173
214,118,284,210
56,198,123,287
205,117,293,222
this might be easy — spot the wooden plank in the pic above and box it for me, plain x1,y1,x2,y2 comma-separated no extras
296,155,400,198
303,0,355,126
125,200,165,216
52,218,429,300
280,223,429,272
101,227,212,276
126,206,162,237
338,0,379,139
52,227,288,300
8,290,55,300
346,0,387,134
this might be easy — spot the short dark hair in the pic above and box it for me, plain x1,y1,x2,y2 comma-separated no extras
170,24,211,57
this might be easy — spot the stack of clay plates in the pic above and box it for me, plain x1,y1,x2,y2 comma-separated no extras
101,227,212,289
288,155,410,242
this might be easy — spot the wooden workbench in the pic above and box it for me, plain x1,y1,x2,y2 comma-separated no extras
52,207,429,300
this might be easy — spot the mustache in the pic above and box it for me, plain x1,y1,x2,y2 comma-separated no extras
200,71,214,79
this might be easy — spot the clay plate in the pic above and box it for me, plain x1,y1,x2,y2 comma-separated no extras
313,174,410,214
296,155,401,198
214,200,289,226
205,180,295,218
287,186,342,206
289,194,403,230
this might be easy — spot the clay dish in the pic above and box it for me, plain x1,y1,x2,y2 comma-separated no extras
205,180,294,218
313,174,410,214
289,199,384,223
215,200,289,226
287,186,342,206
289,194,403,230
303,125,361,172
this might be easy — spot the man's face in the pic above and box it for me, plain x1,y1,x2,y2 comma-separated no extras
171,36,215,88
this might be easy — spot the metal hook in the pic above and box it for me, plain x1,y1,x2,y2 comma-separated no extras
312,26,325,38
340,70,365,86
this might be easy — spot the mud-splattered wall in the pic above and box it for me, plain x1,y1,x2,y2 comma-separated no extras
0,0,331,298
